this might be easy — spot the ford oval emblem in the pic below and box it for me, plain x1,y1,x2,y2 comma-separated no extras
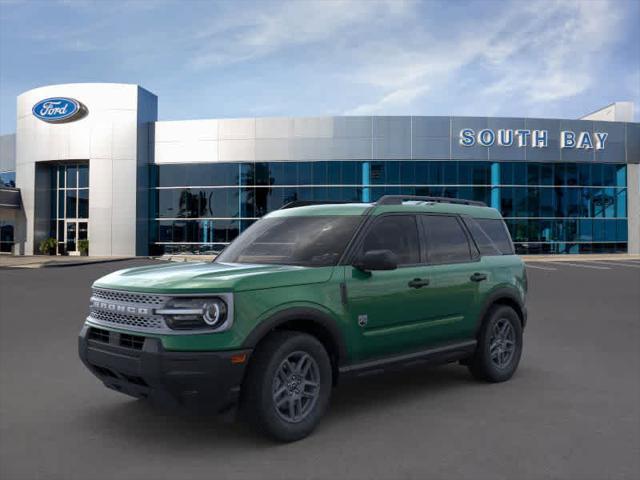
32,97,87,123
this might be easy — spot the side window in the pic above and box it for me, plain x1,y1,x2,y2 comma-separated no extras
476,218,514,255
464,217,514,255
464,217,502,256
422,215,472,264
360,215,420,265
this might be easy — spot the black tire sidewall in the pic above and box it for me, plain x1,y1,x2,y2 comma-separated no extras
246,331,332,442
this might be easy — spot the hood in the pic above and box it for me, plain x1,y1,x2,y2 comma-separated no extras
93,261,335,293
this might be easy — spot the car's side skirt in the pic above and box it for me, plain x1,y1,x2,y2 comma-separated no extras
339,339,477,378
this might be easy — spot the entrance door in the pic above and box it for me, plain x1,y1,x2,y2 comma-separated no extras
66,221,77,253
65,221,88,254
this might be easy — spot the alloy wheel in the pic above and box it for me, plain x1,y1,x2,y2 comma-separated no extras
489,318,516,369
272,351,321,423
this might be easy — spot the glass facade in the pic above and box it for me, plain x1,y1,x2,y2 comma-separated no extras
0,172,17,252
0,219,13,253
151,161,628,255
49,163,89,254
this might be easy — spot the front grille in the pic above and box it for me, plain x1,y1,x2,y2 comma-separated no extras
89,287,169,333
92,288,166,306
120,333,145,350
89,309,165,330
88,327,110,343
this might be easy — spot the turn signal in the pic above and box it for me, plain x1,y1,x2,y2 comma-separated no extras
231,353,247,364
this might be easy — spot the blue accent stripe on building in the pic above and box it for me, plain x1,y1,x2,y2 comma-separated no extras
362,161,370,202
491,162,500,210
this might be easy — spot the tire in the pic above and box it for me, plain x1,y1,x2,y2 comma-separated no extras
468,305,523,383
241,331,332,442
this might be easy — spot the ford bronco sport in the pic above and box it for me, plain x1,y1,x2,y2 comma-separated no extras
79,195,527,442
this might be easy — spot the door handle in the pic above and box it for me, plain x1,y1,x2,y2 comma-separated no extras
470,272,487,282
408,278,430,288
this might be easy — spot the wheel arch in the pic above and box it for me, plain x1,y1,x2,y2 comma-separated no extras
242,307,348,384
475,287,526,335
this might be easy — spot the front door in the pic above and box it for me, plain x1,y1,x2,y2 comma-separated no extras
65,220,88,254
345,214,431,360
66,221,77,253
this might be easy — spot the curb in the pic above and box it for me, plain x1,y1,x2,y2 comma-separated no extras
0,257,140,269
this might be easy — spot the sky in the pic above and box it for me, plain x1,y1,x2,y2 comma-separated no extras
0,0,638,134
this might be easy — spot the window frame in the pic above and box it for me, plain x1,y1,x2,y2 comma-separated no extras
419,213,480,266
344,213,426,268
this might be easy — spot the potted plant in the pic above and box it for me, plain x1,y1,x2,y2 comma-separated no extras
78,239,89,257
38,237,57,256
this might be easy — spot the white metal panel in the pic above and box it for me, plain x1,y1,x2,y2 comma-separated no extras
256,117,292,139
218,118,256,140
219,139,256,161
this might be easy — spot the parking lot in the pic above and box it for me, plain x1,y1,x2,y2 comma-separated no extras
1,258,639,480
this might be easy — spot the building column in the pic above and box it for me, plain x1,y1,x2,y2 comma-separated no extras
627,163,640,254
491,162,501,210
362,162,371,202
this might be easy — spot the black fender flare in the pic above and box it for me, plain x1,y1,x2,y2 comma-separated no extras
475,287,527,334
241,307,349,364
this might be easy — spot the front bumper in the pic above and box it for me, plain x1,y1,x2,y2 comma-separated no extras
78,324,251,411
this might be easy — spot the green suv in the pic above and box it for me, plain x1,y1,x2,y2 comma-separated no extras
79,195,527,441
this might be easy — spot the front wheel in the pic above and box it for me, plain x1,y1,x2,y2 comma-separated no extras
241,331,332,442
468,305,523,382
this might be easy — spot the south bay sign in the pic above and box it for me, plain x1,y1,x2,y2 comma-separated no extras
459,128,608,150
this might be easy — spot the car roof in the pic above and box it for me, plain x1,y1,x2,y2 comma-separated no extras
267,201,503,220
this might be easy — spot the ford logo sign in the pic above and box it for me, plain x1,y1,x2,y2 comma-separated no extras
32,97,87,123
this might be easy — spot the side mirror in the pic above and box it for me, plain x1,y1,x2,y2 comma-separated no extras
354,249,398,272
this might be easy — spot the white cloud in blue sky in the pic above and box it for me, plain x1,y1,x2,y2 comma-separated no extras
0,0,638,133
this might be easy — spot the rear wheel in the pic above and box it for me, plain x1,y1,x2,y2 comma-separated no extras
468,305,523,382
241,331,332,442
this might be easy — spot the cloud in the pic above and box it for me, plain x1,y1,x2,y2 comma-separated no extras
345,84,429,115
480,0,621,105
342,0,626,115
189,0,410,68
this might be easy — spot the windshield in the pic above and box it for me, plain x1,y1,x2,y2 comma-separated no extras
216,215,361,267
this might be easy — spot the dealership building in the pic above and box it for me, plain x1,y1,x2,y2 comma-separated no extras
0,83,638,256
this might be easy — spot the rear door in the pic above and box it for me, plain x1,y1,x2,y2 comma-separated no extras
416,214,487,343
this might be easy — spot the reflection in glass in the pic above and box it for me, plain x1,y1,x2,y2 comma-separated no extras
153,160,628,254
78,189,89,218
78,222,88,240
67,166,77,188
78,165,89,188
66,191,77,218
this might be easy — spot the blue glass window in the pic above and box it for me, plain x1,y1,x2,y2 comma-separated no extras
0,171,16,187
152,160,628,254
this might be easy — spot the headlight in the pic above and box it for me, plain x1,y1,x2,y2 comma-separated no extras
156,296,231,331
203,299,227,326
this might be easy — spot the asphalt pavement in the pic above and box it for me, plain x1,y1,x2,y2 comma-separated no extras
1,259,639,480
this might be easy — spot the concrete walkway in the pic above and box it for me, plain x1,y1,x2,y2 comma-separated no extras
0,255,135,269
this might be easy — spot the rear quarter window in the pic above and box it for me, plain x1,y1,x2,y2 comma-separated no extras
465,217,515,255
421,215,473,264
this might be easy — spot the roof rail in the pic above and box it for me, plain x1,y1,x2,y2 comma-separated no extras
376,195,487,207
279,200,351,210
